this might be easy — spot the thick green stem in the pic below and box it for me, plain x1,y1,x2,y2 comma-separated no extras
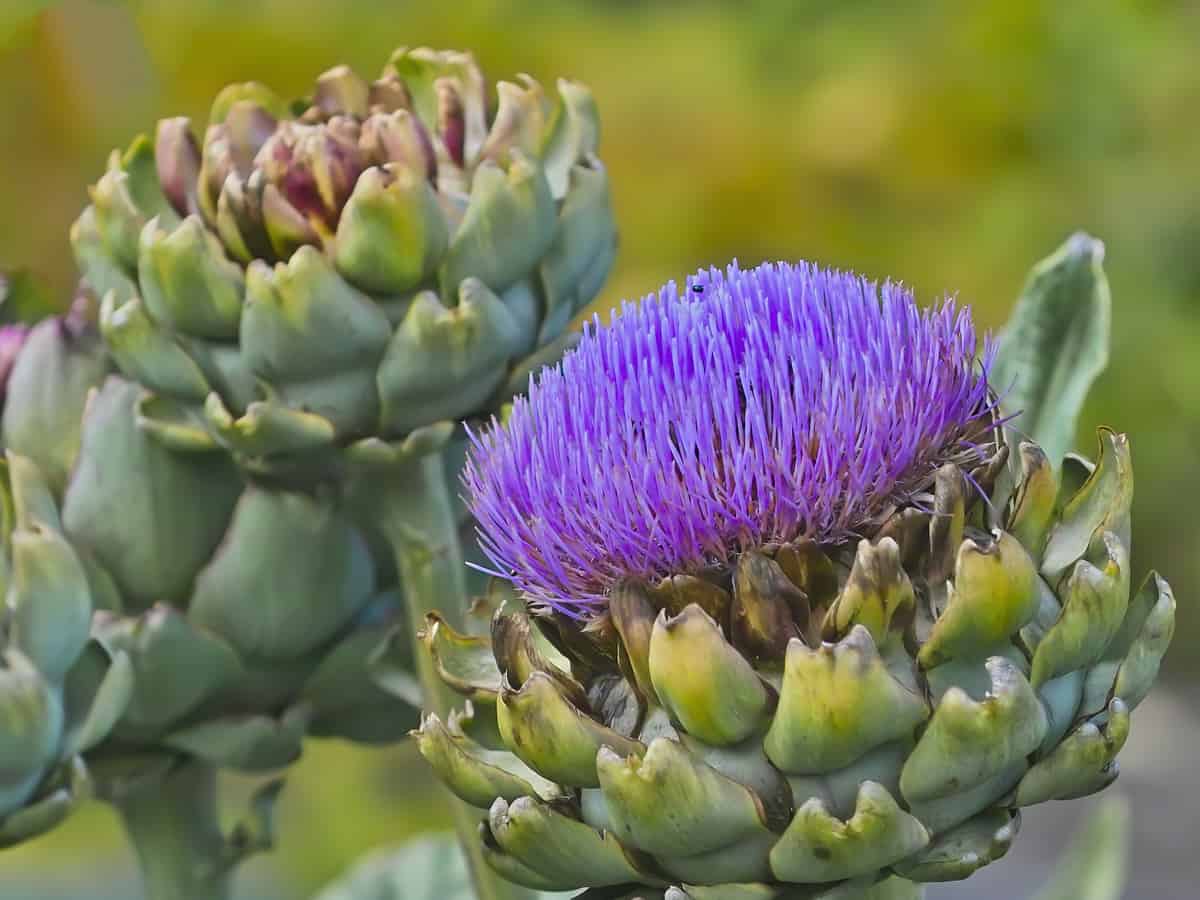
377,451,537,900
113,762,231,900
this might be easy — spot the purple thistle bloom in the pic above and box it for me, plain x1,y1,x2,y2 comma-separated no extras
465,260,998,618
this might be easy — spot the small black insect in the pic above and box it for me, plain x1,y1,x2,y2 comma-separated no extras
691,284,705,293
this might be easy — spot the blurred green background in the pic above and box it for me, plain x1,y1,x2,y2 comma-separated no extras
0,1,1196,897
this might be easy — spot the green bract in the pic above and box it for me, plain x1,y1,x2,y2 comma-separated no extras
0,312,417,839
415,432,1174,897
72,46,615,480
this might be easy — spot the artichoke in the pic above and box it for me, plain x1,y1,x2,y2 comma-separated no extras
0,309,133,847
414,260,1175,898
71,46,615,481
0,301,418,841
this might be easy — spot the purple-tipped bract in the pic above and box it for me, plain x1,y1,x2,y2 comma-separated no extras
465,260,997,618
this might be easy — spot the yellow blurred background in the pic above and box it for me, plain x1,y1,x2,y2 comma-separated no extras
0,1,1197,897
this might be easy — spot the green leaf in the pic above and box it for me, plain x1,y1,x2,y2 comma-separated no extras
1031,795,1130,900
992,232,1111,466
311,834,475,900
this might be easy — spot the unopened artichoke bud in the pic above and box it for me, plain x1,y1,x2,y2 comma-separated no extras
414,261,1174,898
74,379,416,759
73,46,616,481
0,303,127,848
0,450,134,847
0,361,417,808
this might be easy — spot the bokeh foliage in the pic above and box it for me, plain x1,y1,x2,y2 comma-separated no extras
0,0,1197,896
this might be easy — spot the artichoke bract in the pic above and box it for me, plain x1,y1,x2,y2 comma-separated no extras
415,261,1175,899
72,46,615,480
0,308,417,828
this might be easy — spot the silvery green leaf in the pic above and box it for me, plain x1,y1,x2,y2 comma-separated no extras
992,233,1110,466
312,833,571,900
1030,795,1130,900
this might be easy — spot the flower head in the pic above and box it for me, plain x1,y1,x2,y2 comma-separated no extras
466,260,997,617
75,47,615,479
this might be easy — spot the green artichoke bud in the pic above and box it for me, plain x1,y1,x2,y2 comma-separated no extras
72,47,616,481
0,313,418,809
0,307,133,846
412,261,1175,897
0,515,130,846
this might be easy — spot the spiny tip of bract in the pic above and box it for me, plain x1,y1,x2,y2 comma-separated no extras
465,259,998,618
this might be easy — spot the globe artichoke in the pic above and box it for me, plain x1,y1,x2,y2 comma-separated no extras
71,46,615,481
414,260,1175,899
0,309,134,847
0,301,418,874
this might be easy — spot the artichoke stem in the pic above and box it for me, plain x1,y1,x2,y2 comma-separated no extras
113,761,232,900
376,451,538,900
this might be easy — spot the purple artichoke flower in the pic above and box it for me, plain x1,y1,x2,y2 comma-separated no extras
425,250,1167,898
465,259,998,617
